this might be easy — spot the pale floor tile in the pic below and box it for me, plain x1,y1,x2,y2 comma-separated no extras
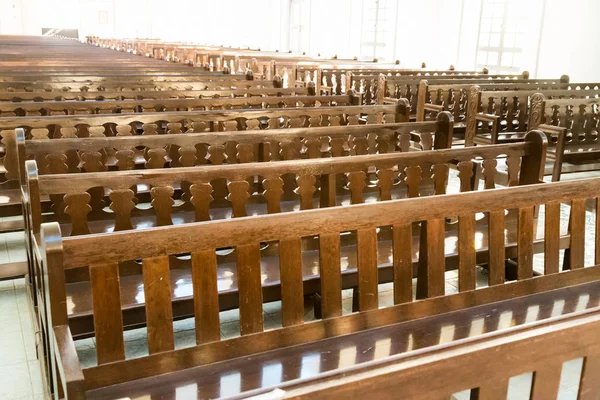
123,337,149,360
174,329,196,350
0,362,32,399
0,273,45,399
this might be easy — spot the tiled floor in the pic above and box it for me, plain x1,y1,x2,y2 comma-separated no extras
0,276,45,400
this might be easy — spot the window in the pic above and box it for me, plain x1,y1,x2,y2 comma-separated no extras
359,0,398,62
475,0,543,74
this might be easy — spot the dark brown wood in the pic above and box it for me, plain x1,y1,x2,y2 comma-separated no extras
544,202,560,274
237,244,264,335
191,250,220,343
356,228,378,311
143,256,175,354
488,210,506,285
90,263,125,364
319,233,342,318
279,238,305,327
518,207,534,279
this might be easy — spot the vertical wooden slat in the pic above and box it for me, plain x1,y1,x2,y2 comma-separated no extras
319,233,342,318
544,201,561,274
357,228,378,311
418,218,445,298
191,250,220,344
142,256,174,354
570,198,586,269
393,223,413,304
530,363,562,400
458,214,476,291
488,210,506,285
518,207,534,279
90,263,124,364
319,174,337,207
579,354,600,399
279,238,304,327
237,243,264,335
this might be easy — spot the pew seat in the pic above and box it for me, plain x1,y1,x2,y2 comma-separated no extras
79,279,600,399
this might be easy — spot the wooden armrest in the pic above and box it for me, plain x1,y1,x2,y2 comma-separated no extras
382,97,399,105
423,104,444,112
537,124,566,135
475,113,499,123
54,325,85,399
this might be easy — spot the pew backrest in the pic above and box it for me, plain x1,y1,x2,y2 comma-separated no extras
27,130,545,236
0,93,360,117
0,87,313,102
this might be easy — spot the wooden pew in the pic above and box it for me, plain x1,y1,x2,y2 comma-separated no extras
415,76,571,124
295,65,503,96
0,104,408,142
26,132,543,344
464,85,600,147
355,72,529,107
529,95,600,181
0,102,408,283
0,93,360,117
0,76,282,92
248,294,600,399
42,176,600,398
0,72,256,83
0,87,314,102
17,115,449,395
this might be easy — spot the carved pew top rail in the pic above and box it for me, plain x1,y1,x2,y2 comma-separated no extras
0,72,253,83
0,78,281,92
417,78,571,123
529,94,600,131
0,103,408,138
4,116,450,186
0,93,359,117
464,86,600,145
359,75,558,108
528,95,600,181
28,130,541,239
0,87,313,102
44,176,600,394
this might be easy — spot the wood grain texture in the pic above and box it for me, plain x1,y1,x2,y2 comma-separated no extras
569,198,586,269
237,244,264,335
90,263,125,364
356,228,378,311
319,233,342,318
393,223,412,304
142,256,175,354
458,214,476,291
488,210,506,285
518,207,534,280
191,250,220,343
544,201,561,274
279,238,304,327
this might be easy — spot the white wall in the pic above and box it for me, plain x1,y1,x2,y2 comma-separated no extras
537,0,600,82
1,0,600,80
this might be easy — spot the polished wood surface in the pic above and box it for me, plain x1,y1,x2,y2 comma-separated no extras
530,95,600,181
43,176,600,397
6,35,597,399
86,280,600,399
